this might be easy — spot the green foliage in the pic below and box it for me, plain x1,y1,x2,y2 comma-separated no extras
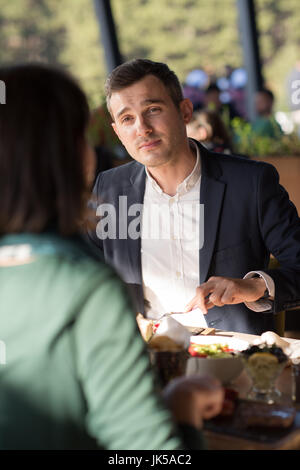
0,0,300,113
111,0,241,82
0,0,65,64
232,117,300,157
256,0,300,111
0,0,106,108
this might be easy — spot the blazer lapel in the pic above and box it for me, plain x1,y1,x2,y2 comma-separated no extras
198,144,226,284
125,163,146,284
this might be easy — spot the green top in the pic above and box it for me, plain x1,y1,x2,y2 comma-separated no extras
251,116,283,139
0,232,190,450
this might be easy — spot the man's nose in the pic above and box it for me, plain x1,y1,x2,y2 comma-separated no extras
136,116,152,136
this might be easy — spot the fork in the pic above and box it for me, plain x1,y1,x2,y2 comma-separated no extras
156,311,185,321
157,294,213,321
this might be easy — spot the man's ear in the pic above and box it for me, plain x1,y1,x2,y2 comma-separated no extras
111,122,120,139
180,98,194,124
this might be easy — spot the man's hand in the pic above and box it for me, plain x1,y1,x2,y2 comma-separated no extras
185,276,267,314
162,375,224,429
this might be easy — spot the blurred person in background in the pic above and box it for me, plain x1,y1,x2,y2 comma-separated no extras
182,69,208,111
186,109,233,154
204,83,241,130
227,68,248,121
0,63,224,450
252,88,283,139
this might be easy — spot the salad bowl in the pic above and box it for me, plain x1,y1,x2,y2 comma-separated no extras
186,335,249,384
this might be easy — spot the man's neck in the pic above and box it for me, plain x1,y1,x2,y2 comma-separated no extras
146,144,197,196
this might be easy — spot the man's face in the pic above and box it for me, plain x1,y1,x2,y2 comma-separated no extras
205,90,221,110
255,92,272,115
109,75,193,168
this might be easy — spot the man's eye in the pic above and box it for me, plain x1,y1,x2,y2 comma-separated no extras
121,116,133,124
148,107,160,114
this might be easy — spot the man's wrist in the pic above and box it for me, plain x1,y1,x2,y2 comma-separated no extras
251,276,269,300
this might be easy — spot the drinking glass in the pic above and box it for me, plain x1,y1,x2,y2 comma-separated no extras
243,355,287,404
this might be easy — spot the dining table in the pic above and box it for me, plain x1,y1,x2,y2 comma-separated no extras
201,329,300,450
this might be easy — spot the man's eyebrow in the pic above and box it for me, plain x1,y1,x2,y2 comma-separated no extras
116,106,130,119
141,98,165,106
116,99,165,119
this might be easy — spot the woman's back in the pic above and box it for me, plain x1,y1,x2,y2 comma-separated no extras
0,233,179,449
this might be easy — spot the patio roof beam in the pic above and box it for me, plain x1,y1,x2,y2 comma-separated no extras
93,0,123,73
237,0,264,121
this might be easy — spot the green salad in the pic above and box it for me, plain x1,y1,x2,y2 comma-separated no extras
188,343,235,358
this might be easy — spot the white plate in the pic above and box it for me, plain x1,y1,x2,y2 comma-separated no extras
190,335,249,352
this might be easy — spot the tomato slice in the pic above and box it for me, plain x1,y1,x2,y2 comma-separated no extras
188,345,207,357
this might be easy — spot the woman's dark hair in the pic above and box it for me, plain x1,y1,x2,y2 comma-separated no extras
192,109,232,150
105,59,183,117
0,63,90,235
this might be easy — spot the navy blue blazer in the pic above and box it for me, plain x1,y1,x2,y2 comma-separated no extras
88,141,300,335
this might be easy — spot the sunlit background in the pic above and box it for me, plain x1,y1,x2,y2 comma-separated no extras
0,0,299,112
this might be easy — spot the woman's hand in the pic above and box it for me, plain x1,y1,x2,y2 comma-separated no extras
162,375,224,429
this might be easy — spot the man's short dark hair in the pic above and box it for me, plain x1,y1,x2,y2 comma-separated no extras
0,63,90,235
258,87,274,102
205,83,221,94
105,59,184,118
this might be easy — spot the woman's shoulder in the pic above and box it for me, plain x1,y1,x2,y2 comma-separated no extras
0,232,118,289
37,232,117,282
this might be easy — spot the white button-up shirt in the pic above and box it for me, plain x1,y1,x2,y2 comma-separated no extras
141,141,202,320
141,139,274,321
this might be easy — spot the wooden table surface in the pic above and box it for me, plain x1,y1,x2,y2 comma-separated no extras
202,330,300,450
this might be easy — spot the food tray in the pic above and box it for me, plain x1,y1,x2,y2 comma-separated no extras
204,399,300,450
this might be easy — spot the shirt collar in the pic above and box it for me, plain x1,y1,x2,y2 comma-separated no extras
145,138,201,196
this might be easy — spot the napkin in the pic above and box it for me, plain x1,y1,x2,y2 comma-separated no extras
170,308,208,328
154,316,191,349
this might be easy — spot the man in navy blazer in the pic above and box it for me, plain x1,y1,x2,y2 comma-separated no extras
87,59,300,335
